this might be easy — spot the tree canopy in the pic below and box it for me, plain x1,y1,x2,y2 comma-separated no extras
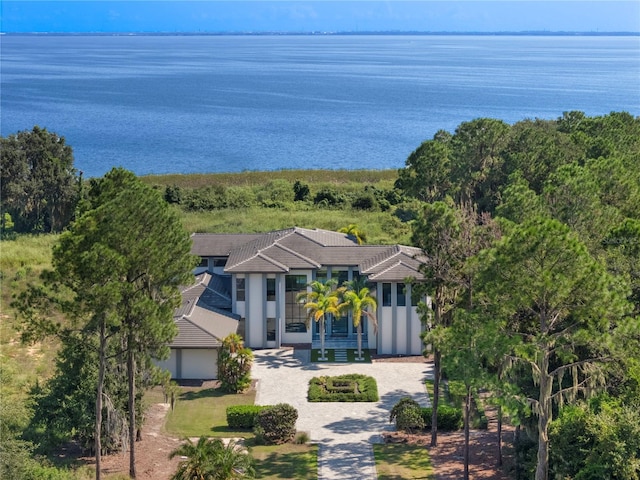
1,126,80,233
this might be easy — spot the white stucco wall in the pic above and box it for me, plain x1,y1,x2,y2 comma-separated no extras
246,273,264,348
155,350,177,378
181,349,218,380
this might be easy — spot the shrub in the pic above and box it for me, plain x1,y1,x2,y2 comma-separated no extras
352,192,378,211
420,405,463,431
253,403,298,445
218,334,254,393
226,405,267,429
293,180,310,201
390,397,425,433
308,374,379,402
313,187,346,208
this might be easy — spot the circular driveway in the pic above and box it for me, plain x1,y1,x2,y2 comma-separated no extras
252,348,434,478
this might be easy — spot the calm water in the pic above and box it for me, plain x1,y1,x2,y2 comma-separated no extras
2,35,639,178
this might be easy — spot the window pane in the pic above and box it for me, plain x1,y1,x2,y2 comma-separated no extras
236,278,245,301
266,278,276,301
382,283,392,307
266,318,276,341
397,284,406,306
285,274,307,332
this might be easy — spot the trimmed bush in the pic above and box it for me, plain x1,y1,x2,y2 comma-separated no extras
421,405,464,431
390,397,425,433
253,403,298,445
308,374,379,402
226,405,267,429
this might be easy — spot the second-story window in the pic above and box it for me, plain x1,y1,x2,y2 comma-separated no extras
382,283,392,307
266,278,276,301
236,278,245,301
397,284,407,306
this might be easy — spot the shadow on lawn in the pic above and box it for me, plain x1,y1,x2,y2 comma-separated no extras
179,387,225,401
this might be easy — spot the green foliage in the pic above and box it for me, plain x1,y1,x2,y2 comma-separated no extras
420,406,464,431
308,374,379,402
170,436,255,480
550,396,640,480
253,403,298,445
226,405,267,429
389,397,425,433
218,334,254,393
313,186,347,208
1,126,79,233
293,180,310,201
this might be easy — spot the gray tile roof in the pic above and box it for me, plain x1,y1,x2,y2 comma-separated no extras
191,227,427,281
172,272,239,348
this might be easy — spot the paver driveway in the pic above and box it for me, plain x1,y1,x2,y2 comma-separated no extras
252,348,433,479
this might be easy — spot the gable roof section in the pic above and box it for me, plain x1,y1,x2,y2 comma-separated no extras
172,272,239,349
192,228,427,280
191,233,264,257
171,306,240,348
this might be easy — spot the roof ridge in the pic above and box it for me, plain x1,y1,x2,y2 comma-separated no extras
361,245,401,273
272,242,321,268
368,259,419,280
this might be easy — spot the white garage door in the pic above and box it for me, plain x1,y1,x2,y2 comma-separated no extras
181,349,218,380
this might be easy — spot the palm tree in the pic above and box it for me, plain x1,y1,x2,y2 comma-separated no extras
338,224,366,245
340,276,377,360
169,436,255,480
296,279,342,361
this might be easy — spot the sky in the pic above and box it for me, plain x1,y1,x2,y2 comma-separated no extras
1,1,639,34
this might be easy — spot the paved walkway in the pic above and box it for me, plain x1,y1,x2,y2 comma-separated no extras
252,348,433,480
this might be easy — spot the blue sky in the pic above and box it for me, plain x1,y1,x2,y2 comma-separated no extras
2,1,639,33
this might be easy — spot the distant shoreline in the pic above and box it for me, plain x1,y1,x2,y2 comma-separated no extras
3,31,639,37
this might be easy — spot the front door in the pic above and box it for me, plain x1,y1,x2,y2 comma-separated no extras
331,315,348,337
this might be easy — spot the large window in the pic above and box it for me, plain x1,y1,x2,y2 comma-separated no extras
266,317,276,341
382,283,392,307
266,278,276,301
236,278,245,301
397,284,407,307
285,275,307,332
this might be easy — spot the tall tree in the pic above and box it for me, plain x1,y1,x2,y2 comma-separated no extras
395,137,452,203
475,217,632,480
17,168,196,479
297,279,341,361
412,201,465,446
340,276,377,360
0,126,79,233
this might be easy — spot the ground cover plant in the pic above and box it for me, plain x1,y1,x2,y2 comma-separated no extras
308,374,379,402
373,444,435,479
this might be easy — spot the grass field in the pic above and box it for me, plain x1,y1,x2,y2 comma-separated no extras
373,443,435,479
164,386,257,438
252,443,318,480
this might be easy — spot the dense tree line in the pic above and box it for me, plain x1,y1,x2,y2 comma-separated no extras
1,126,81,234
401,111,640,480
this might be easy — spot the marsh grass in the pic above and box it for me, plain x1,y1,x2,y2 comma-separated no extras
141,169,397,189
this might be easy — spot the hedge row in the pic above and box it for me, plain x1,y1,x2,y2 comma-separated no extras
226,405,269,429
308,374,379,402
421,405,464,431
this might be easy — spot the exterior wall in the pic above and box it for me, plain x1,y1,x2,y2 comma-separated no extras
181,349,218,379
245,274,264,348
155,348,219,380
375,282,425,355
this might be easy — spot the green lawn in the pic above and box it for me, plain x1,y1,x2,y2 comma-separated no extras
251,443,318,480
373,444,435,479
163,386,256,438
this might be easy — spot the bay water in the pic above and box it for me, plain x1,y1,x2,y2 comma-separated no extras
1,35,639,178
